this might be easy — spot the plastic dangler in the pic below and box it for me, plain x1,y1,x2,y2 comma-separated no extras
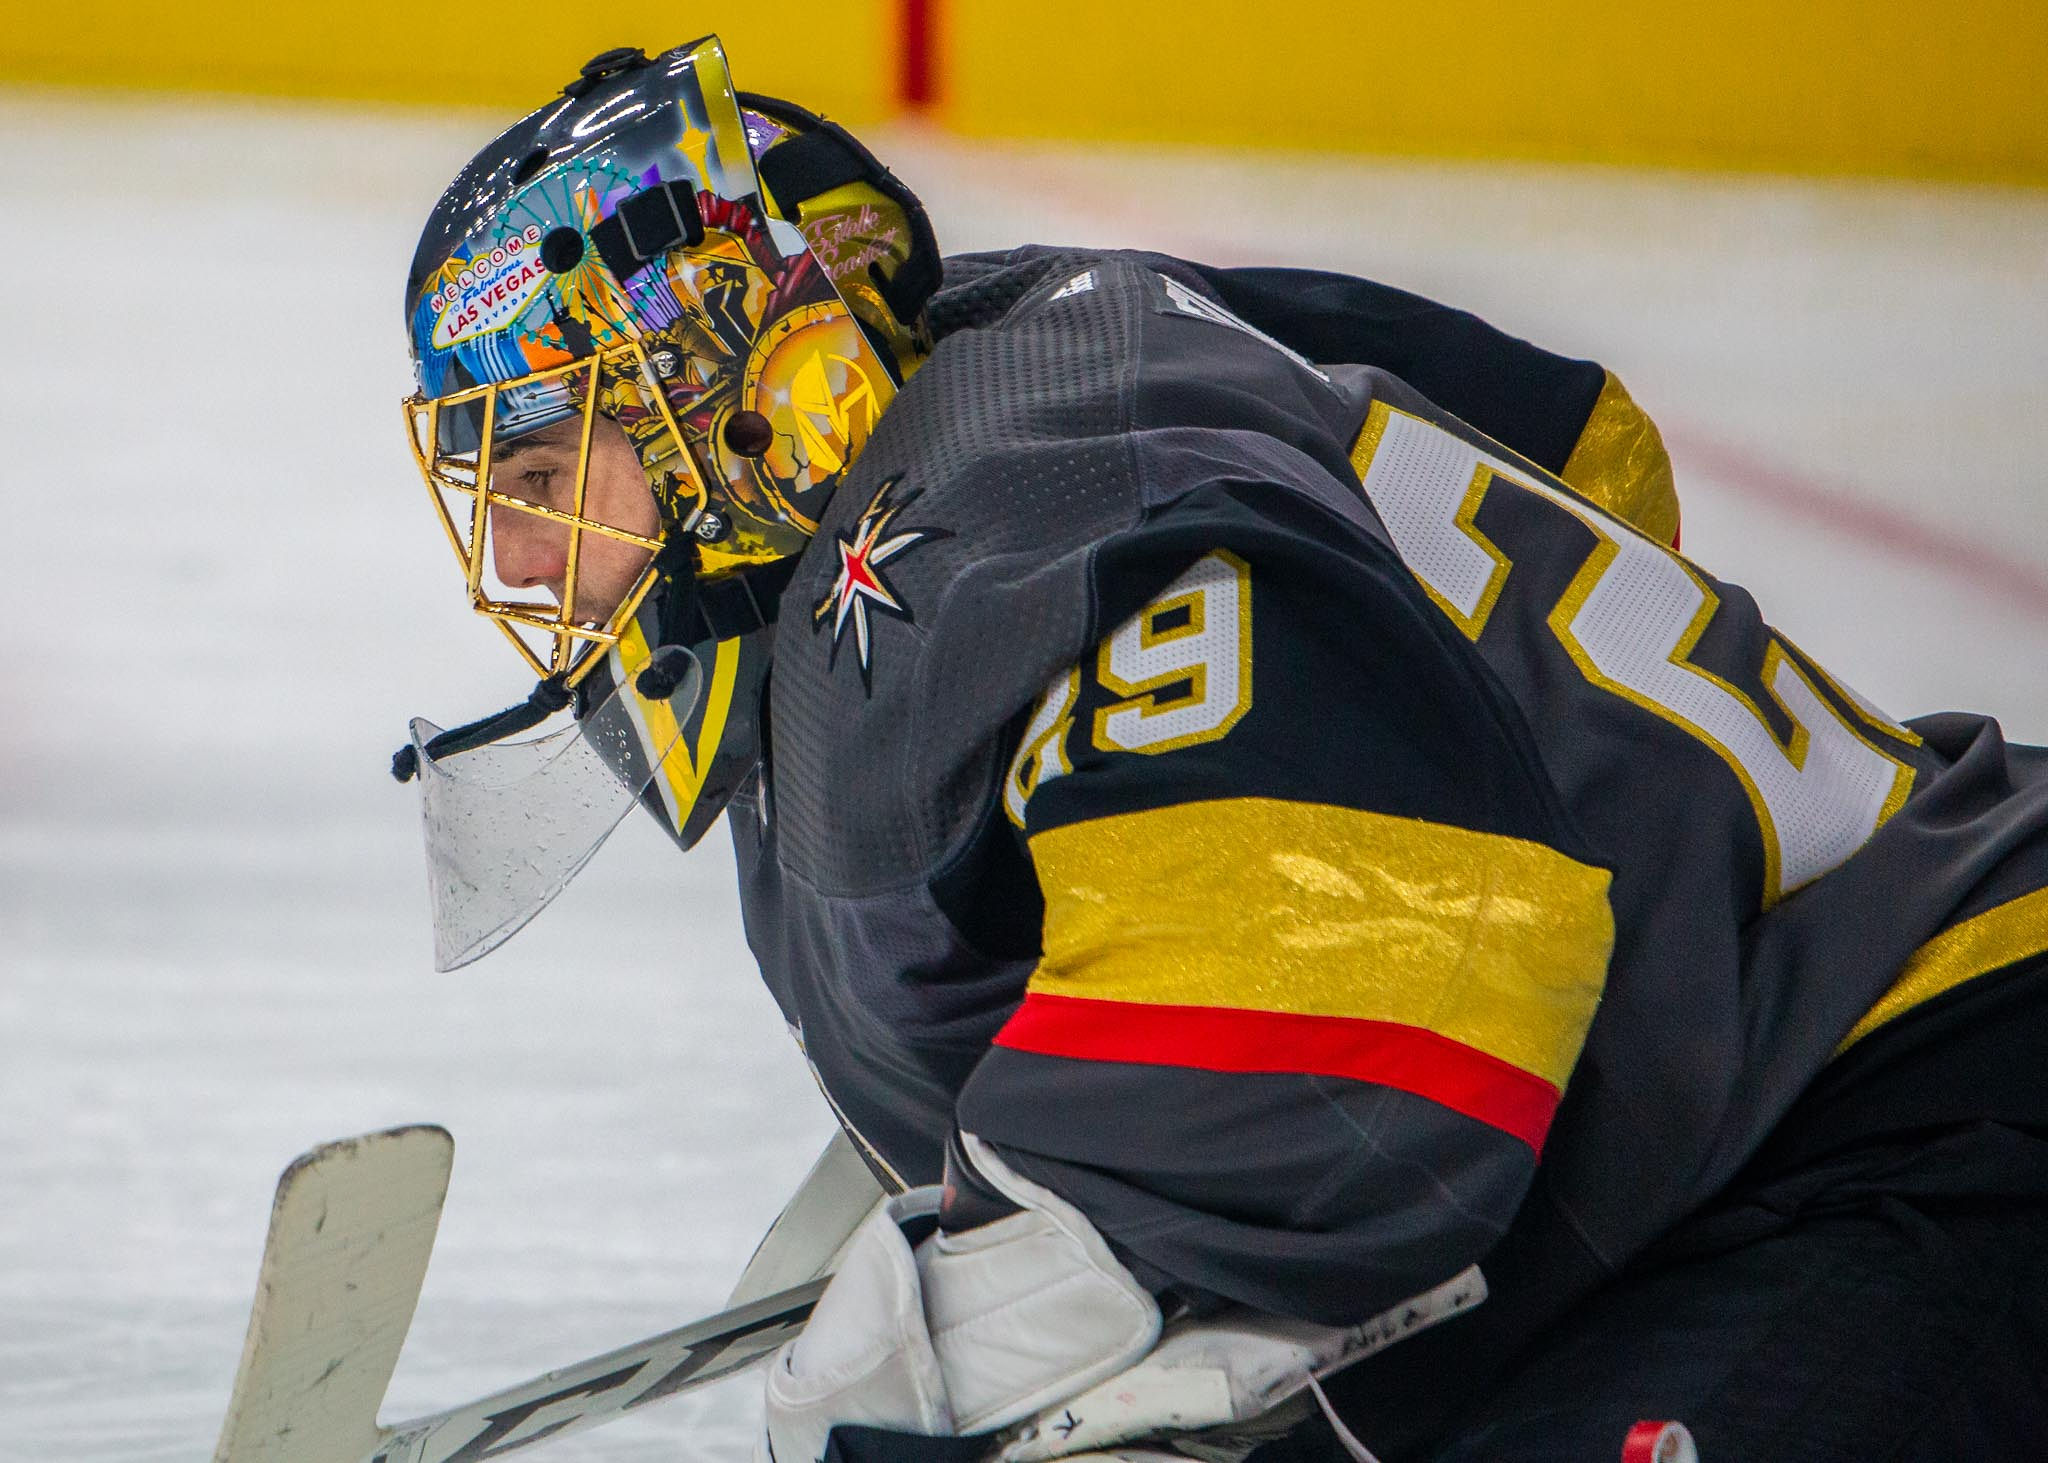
407,658,699,970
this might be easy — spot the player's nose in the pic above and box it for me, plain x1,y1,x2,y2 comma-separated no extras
489,502,566,596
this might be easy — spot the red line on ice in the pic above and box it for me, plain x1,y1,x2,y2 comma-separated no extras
904,145,2045,622
1663,428,2048,620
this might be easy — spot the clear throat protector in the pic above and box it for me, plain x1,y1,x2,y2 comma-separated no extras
407,654,697,972
405,573,779,971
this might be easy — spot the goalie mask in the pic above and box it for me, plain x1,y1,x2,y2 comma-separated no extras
397,35,939,968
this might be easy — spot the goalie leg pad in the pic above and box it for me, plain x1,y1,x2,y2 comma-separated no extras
1001,1265,1487,1462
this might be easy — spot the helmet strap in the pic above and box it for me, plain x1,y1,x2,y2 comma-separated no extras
635,548,802,699
589,180,706,283
391,535,807,781
391,676,574,783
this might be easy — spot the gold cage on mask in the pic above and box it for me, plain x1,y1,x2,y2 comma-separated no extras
404,340,703,684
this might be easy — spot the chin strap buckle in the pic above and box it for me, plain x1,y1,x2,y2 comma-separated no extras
590,181,706,282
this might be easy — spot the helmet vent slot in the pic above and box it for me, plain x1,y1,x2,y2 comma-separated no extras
511,148,551,186
564,46,650,98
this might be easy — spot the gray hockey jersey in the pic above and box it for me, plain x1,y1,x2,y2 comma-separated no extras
727,247,2048,1371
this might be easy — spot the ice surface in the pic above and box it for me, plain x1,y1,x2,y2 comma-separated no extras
1,89,2042,1462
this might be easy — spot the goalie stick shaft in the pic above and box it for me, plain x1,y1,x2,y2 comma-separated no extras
368,1278,826,1463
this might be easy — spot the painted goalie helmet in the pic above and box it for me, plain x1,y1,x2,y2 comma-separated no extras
398,35,939,969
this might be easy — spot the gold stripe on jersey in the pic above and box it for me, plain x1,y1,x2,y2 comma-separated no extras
1560,371,1681,548
1026,797,1614,1091
1836,885,2048,1054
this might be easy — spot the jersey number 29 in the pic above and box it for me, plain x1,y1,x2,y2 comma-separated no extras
1004,550,1252,825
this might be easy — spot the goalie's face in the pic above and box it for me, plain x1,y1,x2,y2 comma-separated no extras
488,416,660,628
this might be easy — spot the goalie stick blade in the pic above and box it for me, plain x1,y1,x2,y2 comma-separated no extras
214,1126,455,1463
370,1276,827,1463
725,1129,888,1307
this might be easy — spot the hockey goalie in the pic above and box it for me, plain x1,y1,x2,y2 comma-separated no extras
388,33,2048,1463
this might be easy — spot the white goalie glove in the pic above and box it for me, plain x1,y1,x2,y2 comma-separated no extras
758,1133,1159,1461
759,1133,1486,1463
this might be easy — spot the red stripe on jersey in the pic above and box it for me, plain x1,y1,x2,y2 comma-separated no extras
994,992,1562,1152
